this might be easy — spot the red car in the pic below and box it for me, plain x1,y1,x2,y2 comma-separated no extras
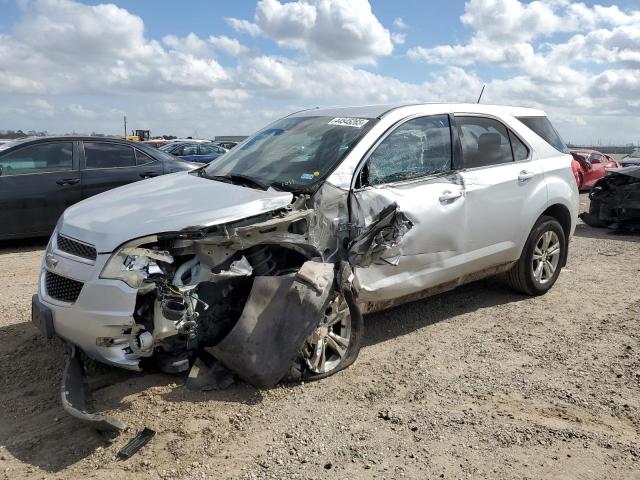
570,149,619,190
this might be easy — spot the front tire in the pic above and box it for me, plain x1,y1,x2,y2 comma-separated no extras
301,289,363,381
506,216,566,296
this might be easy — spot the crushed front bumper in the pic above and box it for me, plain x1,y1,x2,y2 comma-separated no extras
60,344,127,433
36,238,141,370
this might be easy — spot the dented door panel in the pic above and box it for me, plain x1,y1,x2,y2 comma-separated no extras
350,175,467,302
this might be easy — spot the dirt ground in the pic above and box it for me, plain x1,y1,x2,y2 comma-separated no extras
0,193,638,480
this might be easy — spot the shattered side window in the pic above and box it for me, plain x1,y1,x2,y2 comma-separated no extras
366,115,452,186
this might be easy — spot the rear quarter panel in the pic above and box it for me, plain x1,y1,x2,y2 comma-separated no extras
538,152,579,237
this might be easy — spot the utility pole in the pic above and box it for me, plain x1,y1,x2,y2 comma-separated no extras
124,115,127,139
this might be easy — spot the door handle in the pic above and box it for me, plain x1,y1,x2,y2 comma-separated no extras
439,190,463,202
518,170,536,182
56,178,80,186
139,172,160,178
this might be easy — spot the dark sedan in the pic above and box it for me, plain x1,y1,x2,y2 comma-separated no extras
160,142,227,164
0,136,198,240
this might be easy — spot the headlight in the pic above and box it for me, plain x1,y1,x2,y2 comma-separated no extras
100,235,172,288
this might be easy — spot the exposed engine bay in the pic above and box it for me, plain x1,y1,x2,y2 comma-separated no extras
113,195,343,378
95,188,410,383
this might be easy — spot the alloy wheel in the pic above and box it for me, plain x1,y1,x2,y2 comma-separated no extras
531,230,561,285
303,295,351,374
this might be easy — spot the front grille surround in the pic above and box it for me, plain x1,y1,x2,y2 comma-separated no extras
45,271,84,303
57,234,97,261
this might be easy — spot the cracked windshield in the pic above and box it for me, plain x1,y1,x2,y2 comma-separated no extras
204,116,377,190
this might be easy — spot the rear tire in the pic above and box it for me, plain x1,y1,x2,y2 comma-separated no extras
506,216,566,296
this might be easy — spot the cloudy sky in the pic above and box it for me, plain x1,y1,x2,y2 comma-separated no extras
0,0,639,144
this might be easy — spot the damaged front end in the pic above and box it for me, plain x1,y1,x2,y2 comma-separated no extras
580,167,640,230
83,183,392,381
48,182,413,432
94,195,341,380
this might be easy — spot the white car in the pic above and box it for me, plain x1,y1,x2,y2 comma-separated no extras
32,103,578,430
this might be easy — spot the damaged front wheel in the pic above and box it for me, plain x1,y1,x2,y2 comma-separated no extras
302,289,363,381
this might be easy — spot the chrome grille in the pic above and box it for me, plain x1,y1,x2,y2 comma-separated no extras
57,234,97,261
45,271,84,303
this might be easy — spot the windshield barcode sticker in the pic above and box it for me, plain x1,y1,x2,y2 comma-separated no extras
328,117,369,128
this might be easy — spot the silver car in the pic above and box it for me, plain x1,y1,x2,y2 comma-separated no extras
33,103,578,429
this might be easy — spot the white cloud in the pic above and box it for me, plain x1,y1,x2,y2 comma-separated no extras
225,17,262,37
163,32,211,57
1,0,639,144
208,35,251,57
253,0,394,62
407,0,640,125
68,104,96,118
27,98,54,110
0,0,228,95
393,17,407,29
391,32,406,45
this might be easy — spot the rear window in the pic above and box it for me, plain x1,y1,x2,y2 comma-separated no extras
84,142,136,169
516,116,568,153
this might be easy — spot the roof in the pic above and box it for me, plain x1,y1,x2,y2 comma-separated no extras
288,103,547,119
0,135,155,154
5,135,134,143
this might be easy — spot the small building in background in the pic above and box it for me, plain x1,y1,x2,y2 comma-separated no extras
214,135,248,143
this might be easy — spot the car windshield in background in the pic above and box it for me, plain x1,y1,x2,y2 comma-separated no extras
203,116,377,191
0,137,34,152
516,116,569,153
159,143,182,154
137,144,181,163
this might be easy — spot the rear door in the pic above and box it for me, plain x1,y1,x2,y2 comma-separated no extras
350,114,468,303
80,141,143,199
456,115,545,267
0,140,80,238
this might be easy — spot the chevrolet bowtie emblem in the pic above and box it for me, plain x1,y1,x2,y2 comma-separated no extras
45,253,59,269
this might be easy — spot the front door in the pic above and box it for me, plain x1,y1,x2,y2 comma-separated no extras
349,115,467,303
0,141,81,239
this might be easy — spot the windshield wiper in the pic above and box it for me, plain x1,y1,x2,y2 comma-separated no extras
201,172,271,191
226,173,271,190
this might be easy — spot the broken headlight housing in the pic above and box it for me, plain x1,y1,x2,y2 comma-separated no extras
100,235,171,288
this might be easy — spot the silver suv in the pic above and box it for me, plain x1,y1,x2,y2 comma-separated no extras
33,103,578,427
